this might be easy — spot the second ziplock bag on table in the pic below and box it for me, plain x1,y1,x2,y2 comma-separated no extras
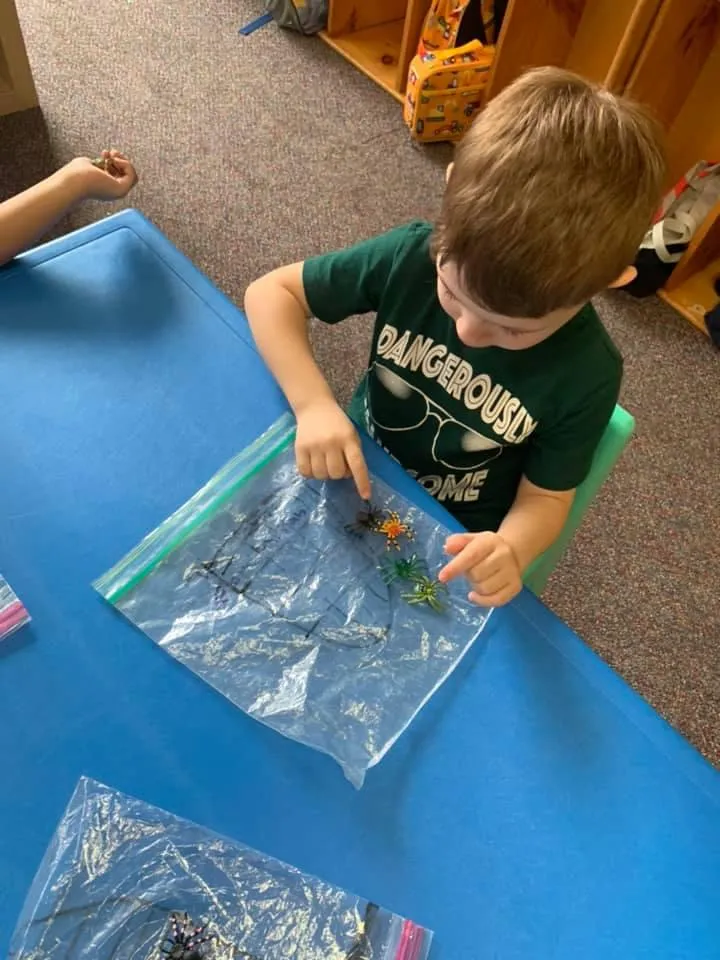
95,414,491,786
10,777,432,960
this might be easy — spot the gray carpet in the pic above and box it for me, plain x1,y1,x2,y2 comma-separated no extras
4,0,719,765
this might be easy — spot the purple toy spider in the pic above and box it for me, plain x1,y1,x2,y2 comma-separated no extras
160,912,216,960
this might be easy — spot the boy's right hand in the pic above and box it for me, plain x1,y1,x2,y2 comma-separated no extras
295,399,371,500
65,151,139,201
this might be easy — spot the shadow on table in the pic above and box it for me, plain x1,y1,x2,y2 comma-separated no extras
0,235,179,341
511,599,619,781
0,623,36,660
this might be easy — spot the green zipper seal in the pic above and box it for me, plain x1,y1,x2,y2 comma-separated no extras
95,416,295,605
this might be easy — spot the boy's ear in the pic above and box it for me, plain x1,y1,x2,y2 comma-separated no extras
608,266,637,289
446,162,454,183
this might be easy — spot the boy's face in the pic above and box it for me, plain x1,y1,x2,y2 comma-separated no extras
436,258,577,350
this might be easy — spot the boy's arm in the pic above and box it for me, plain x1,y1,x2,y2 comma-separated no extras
497,478,574,572
438,479,574,606
0,151,137,266
246,224,425,497
244,264,371,499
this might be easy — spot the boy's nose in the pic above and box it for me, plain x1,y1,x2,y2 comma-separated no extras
456,313,495,347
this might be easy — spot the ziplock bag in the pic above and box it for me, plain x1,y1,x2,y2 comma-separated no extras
9,777,432,960
0,573,30,641
95,414,491,787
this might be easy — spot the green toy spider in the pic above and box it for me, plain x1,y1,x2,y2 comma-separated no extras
378,554,427,585
402,576,448,614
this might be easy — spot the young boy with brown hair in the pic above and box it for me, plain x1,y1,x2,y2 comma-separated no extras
244,68,666,608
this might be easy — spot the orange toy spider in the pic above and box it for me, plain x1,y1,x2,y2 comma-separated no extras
376,511,415,551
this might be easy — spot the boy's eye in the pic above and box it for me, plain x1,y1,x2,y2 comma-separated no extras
441,281,457,301
504,328,523,338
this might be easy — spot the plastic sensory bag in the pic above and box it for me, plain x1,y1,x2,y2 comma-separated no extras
95,414,491,787
9,777,432,960
0,574,30,641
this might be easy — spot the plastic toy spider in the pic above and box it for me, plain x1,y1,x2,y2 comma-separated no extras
345,902,379,960
344,502,387,537
375,511,415,550
402,576,448,613
160,912,216,960
378,553,427,585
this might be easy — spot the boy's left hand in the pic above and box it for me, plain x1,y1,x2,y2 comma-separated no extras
438,532,522,607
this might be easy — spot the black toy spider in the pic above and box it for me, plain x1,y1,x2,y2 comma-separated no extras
344,502,387,538
378,553,427,585
160,912,216,960
345,902,379,960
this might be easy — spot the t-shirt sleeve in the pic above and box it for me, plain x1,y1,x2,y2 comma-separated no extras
302,222,424,325
522,370,622,491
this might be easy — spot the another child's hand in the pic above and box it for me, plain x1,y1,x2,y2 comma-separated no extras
295,399,371,500
438,531,522,607
65,150,139,201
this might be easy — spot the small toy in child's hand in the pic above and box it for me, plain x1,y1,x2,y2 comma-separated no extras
375,510,415,550
161,913,216,960
92,154,121,177
0,575,30,641
402,576,448,613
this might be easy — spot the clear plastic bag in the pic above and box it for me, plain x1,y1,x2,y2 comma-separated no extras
95,414,491,787
9,777,432,960
0,573,30,640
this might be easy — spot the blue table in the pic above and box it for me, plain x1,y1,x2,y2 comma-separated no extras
1,211,718,958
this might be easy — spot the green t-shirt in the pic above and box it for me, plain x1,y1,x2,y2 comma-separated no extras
303,221,622,532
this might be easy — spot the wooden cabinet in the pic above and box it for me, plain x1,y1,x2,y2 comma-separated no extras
0,0,38,116
484,0,663,97
622,0,720,336
320,0,431,103
319,0,662,104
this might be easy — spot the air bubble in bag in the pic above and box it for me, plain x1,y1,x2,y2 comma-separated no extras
95,414,492,787
9,777,432,960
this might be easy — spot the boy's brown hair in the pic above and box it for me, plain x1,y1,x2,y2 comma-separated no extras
434,67,667,318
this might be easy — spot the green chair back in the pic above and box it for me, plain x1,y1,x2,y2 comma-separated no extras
523,404,634,594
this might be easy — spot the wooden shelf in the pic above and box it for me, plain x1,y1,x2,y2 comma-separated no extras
320,20,407,102
659,196,720,336
659,258,719,336
0,0,38,116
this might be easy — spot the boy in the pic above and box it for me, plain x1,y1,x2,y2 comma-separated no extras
244,68,666,608
0,149,138,266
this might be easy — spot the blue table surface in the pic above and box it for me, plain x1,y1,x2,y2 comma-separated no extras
0,211,718,959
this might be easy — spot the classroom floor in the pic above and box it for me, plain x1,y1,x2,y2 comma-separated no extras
3,0,719,766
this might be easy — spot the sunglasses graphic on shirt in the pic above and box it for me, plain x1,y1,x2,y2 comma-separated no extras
368,363,504,472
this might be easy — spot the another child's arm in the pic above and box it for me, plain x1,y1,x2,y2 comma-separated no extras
439,480,574,606
0,150,138,266
244,264,371,499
